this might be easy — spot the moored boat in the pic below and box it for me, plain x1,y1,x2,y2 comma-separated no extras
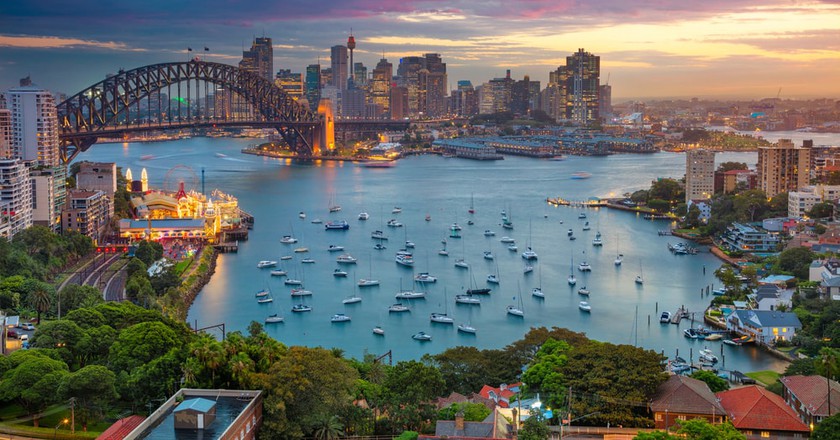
330,313,351,322
430,313,454,324
373,326,385,335
328,244,345,252
336,254,358,264
257,297,273,304
284,278,303,286
290,288,312,297
395,290,425,300
325,220,350,230
358,278,380,287
457,324,477,334
455,294,481,304
358,212,370,220
270,269,287,277
412,331,432,341
333,268,348,277
414,273,438,283
578,301,592,312
265,314,284,323
389,303,410,312
577,286,590,296
486,274,499,284
257,260,277,268
280,235,298,244
660,311,672,323
532,287,544,298
342,295,362,304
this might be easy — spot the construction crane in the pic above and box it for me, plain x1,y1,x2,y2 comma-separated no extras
776,87,782,100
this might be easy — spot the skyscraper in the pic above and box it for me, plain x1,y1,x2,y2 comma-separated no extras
370,58,393,117
239,37,274,82
396,54,447,118
685,149,716,204
353,63,367,88
331,45,348,90
275,69,304,102
450,81,477,116
565,48,600,125
0,109,11,159
305,64,322,111
599,84,612,120
757,139,812,197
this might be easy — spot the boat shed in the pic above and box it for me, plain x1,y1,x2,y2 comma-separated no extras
174,397,217,429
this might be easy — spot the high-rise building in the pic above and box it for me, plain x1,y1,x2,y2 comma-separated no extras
541,66,569,121
511,75,540,115
342,88,366,118
353,63,367,88
370,58,393,117
0,109,11,158
757,139,812,197
275,69,304,102
320,67,333,89
564,49,600,125
76,162,117,195
8,85,65,230
239,37,274,82
0,158,32,238
685,149,716,204
397,56,424,116
61,189,111,241
395,54,447,118
331,45,348,90
450,81,478,117
479,73,513,114
599,84,612,120
305,64,322,111
389,86,408,120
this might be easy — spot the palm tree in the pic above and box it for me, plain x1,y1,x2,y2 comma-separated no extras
28,282,52,324
312,414,344,440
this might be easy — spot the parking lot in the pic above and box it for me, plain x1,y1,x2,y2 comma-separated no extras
3,321,36,352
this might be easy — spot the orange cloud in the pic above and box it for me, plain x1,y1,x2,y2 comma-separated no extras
0,34,145,51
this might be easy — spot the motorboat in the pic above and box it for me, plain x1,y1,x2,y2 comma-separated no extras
684,328,702,339
450,223,462,231
705,333,723,341
660,311,672,323
255,289,269,298
395,251,414,267
723,339,742,346
358,212,370,220
521,248,538,260
578,261,592,271
506,305,524,317
257,260,278,268
500,237,515,243
372,326,385,335
430,313,454,324
299,211,306,219
371,230,388,240
577,286,590,296
486,274,499,284
374,243,387,250
483,251,494,260
412,331,432,341
325,220,350,230
508,244,518,252
270,269,287,277
502,219,513,230
425,215,431,221
484,230,496,237
342,295,362,304
392,207,402,214
280,255,293,260
582,221,591,231
265,314,284,324
455,294,481,304
578,212,587,219
467,220,474,226
389,303,410,312
569,236,576,241
568,229,574,236
336,254,358,264
311,218,323,224
454,259,469,269
257,297,273,304
395,290,425,300
387,219,403,227
699,348,719,363
328,244,345,252
579,301,592,312
414,273,438,283
532,287,544,298
329,205,342,213
330,313,351,322
294,247,309,253
457,324,477,334
284,278,303,286
438,249,449,256
405,240,416,248
333,268,348,277
592,234,603,247
523,265,533,274
301,258,315,264
712,288,727,296
280,235,298,244
290,288,313,297
358,278,380,287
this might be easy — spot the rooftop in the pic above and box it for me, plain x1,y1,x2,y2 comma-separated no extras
716,385,809,432
732,309,802,328
650,375,725,416
780,375,840,417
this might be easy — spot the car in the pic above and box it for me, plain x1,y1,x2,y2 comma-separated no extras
21,323,34,331
6,330,18,339
19,334,28,342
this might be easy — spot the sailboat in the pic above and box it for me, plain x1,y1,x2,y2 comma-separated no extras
468,193,475,214
404,225,415,249
458,300,477,333
521,219,538,260
502,207,513,230
614,234,623,266
635,260,644,285
358,254,381,287
430,288,455,324
532,264,544,298
506,282,525,317
568,254,577,285
264,283,284,322
487,259,500,284
467,267,491,295
454,238,469,269
328,193,341,213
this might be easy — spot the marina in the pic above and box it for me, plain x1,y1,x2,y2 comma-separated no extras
77,136,786,372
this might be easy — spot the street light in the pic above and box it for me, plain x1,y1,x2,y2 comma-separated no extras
54,418,68,439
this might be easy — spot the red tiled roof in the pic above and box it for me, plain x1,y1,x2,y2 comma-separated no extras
478,383,521,408
780,375,840,417
716,386,809,432
97,415,146,440
650,375,725,416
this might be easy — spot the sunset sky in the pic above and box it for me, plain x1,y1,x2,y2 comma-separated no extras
1,0,839,100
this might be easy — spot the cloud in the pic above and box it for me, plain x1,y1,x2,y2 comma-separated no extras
0,34,146,51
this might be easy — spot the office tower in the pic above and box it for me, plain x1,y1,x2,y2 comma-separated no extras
320,67,333,89
8,85,65,230
757,139,812,197
353,63,367,88
305,64,322,111
389,85,408,119
685,149,716,204
565,48,600,124
239,37,274,82
397,56,424,115
479,73,513,114
331,45,348,90
370,58,392,116
275,69,304,102
599,84,612,120
541,66,569,121
0,158,32,238
342,88,366,118
396,54,447,118
0,109,11,158
450,81,478,117
320,85,340,117
511,75,539,115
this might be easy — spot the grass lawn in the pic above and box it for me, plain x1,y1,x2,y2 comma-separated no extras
746,370,781,386
174,257,194,276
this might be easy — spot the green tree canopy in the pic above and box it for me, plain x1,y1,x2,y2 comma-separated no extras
689,370,729,392
776,246,816,280
717,162,749,172
0,352,69,427
812,411,840,439
437,402,491,422
59,365,119,430
808,202,835,219
109,321,182,372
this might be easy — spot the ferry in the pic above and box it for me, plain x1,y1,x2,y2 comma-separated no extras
325,220,350,230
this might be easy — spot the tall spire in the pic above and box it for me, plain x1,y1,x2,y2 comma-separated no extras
347,30,356,87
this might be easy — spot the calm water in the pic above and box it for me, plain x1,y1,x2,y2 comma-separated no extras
78,137,795,372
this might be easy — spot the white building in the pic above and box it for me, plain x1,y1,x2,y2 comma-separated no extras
685,149,715,205
687,199,711,221
0,109,11,159
0,158,32,238
788,188,821,218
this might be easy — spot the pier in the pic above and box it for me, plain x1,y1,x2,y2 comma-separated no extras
214,241,239,253
545,197,606,207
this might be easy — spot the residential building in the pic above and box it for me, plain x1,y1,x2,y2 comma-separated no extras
749,285,793,311
599,83,612,120
649,375,726,431
370,58,392,116
788,188,821,218
389,86,408,120
76,161,117,195
477,382,521,408
30,172,55,227
479,74,513,115
716,386,810,439
757,139,811,197
714,169,757,194
330,45,348,90
721,222,780,252
0,108,11,158
304,64,321,111
685,149,716,204
274,69,304,102
726,309,802,345
424,407,512,440
62,189,111,241
780,375,840,427
811,258,840,300
565,48,600,125
239,37,273,83
0,158,32,238
686,199,711,221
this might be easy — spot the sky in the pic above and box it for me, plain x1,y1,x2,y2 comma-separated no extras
1,0,839,101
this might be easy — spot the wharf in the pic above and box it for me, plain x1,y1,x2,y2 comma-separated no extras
671,306,689,324
546,197,606,207
214,241,239,253
241,147,364,162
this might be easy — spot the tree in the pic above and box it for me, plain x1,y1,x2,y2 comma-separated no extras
438,402,491,421
630,190,649,204
777,247,816,280
717,162,748,172
732,189,769,222
812,412,840,439
647,199,671,213
57,284,102,316
312,414,344,440
649,179,683,203
0,353,69,427
808,202,835,219
109,321,182,372
634,431,677,440
518,412,550,440
676,419,745,439
26,279,53,324
522,339,572,410
59,365,119,430
31,319,85,364
689,370,729,392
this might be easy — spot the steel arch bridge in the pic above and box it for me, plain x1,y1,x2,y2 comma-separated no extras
57,60,328,162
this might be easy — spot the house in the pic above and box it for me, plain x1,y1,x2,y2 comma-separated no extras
721,223,780,253
435,391,495,410
748,285,793,311
687,199,711,221
478,383,521,408
649,375,726,431
811,258,840,300
716,386,810,438
726,309,802,345
422,407,512,440
780,375,840,427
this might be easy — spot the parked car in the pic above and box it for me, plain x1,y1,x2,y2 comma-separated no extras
19,334,28,342
6,330,18,339
21,323,35,331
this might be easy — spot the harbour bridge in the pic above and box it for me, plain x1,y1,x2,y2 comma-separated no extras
56,60,409,163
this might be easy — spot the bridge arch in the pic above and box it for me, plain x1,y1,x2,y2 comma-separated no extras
57,60,324,162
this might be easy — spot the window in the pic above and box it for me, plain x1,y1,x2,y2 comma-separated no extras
655,414,663,421
760,431,770,438
677,415,687,421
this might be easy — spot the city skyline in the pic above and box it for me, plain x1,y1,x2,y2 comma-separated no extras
1,0,839,100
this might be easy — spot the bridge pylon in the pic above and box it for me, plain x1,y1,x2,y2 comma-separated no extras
316,99,335,155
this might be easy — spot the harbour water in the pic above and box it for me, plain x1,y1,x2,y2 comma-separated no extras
77,137,802,372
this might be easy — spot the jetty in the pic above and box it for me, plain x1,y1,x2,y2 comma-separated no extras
546,197,606,207
671,306,689,324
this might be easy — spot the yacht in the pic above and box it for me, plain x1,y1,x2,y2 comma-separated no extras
412,331,432,341
521,247,538,260
290,288,313,297
270,269,287,277
284,278,303,286
531,287,544,298
457,324,477,334
389,303,410,312
455,294,481,305
430,313,454,324
699,348,719,363
506,305,524,317
358,212,370,220
483,251,494,260
342,295,362,304
395,290,426,300
578,301,592,312
255,289,269,298
371,230,388,240
395,251,414,267
500,237,515,243
578,261,592,271
264,314,284,324
660,311,672,323
257,297,273,304
484,230,496,237
301,258,315,264
486,274,499,284
372,326,385,335
327,244,345,252
333,268,348,277
294,247,309,253
386,219,403,227
257,260,278,268
454,259,469,269
325,220,350,230
280,235,298,244
414,273,438,283
577,286,590,296
392,207,402,214
330,313,351,322
336,254,358,264
508,244,518,252
358,278,380,287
